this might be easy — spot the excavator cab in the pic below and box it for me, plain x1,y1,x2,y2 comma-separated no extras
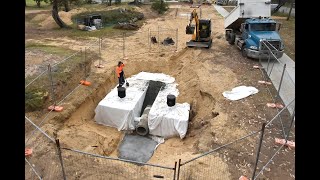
199,20,211,38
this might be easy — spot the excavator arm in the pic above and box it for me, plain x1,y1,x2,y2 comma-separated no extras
186,9,199,41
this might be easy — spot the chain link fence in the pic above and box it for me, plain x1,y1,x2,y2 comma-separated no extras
61,148,177,180
25,117,64,180
177,131,261,180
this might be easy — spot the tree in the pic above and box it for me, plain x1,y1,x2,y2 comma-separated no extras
151,0,169,14
286,0,294,20
52,0,69,28
63,0,70,12
33,0,50,7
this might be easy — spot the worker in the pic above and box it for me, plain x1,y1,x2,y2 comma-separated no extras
116,61,125,87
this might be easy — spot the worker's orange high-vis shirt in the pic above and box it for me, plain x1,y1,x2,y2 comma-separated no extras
116,64,125,77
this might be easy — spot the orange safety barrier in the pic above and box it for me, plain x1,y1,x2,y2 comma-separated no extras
275,138,295,149
253,65,264,69
80,80,91,86
25,148,33,157
48,105,64,112
258,80,272,85
239,175,249,180
266,103,284,109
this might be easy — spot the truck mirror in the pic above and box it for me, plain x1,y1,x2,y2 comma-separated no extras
240,23,244,32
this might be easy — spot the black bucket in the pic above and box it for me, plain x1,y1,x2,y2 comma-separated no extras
118,87,126,98
167,94,176,107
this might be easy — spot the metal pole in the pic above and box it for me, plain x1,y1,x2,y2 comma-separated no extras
55,139,67,180
148,28,151,52
48,64,56,107
99,37,101,66
176,28,178,51
123,32,125,59
266,50,271,72
158,26,160,53
285,106,295,141
276,64,286,100
177,159,181,180
173,161,177,180
268,58,276,77
84,47,87,80
252,123,266,180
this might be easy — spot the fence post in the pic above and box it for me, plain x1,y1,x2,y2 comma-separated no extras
252,123,266,180
123,32,125,59
84,47,87,80
177,159,181,180
148,28,151,52
173,161,177,180
275,64,286,101
48,64,57,107
55,139,67,180
176,28,178,52
99,37,101,66
285,106,295,141
158,26,160,53
266,46,271,72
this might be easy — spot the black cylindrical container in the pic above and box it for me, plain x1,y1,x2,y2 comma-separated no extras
167,94,176,107
118,87,126,98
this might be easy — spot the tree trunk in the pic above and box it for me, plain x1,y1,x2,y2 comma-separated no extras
36,0,41,7
108,0,112,6
63,0,70,12
52,0,69,28
286,0,294,20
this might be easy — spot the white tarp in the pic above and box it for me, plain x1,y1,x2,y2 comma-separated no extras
94,72,190,139
222,86,259,101
147,81,190,139
94,78,148,131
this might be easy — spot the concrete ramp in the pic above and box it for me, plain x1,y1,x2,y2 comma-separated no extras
118,134,159,163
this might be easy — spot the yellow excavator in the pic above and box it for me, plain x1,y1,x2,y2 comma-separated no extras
185,9,212,48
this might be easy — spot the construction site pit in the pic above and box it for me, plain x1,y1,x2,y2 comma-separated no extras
25,4,295,180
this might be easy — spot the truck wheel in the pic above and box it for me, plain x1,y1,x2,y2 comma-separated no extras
225,31,230,41
228,32,235,45
241,45,247,58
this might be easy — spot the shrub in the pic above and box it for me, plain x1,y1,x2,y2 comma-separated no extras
151,0,169,14
25,89,49,112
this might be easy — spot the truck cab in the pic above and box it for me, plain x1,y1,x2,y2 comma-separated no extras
238,17,284,59
224,0,284,59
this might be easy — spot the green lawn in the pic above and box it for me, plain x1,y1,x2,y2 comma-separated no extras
26,0,51,9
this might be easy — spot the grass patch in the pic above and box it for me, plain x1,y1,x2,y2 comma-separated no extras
25,88,49,112
67,7,144,38
72,8,144,25
26,43,76,56
26,0,51,9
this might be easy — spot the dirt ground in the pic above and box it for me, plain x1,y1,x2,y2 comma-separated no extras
25,4,295,180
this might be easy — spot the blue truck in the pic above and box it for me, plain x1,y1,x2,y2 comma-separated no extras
224,0,284,59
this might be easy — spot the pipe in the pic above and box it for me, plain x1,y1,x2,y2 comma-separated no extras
136,105,151,136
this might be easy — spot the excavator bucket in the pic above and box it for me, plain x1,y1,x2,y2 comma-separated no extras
186,39,212,48
186,25,195,34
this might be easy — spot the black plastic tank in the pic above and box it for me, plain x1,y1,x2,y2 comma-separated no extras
167,94,176,107
118,87,126,98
